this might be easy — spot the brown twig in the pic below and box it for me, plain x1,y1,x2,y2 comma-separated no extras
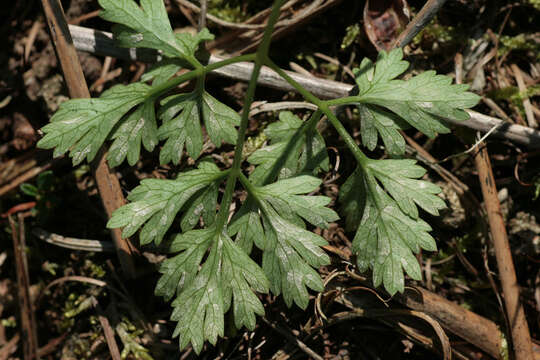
329,309,452,360
0,333,66,360
392,0,448,49
68,9,101,25
0,334,20,360
397,286,505,359
91,298,122,360
327,273,529,358
198,0,207,32
8,215,39,360
32,228,115,252
482,97,514,123
235,0,339,54
68,25,540,148
512,64,538,128
24,20,42,63
0,158,57,197
40,0,137,278
472,138,534,360
262,318,324,360
90,56,113,93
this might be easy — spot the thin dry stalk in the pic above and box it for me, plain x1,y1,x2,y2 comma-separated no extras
40,0,137,278
511,64,538,128
0,334,20,360
66,25,540,148
0,159,55,197
91,298,122,360
262,318,324,360
397,286,504,358
197,0,207,31
473,140,534,360
392,0,448,48
8,215,39,360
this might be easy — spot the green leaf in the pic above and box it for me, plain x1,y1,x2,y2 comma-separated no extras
171,233,224,353
180,162,220,231
20,183,39,197
366,159,446,219
256,175,339,228
37,83,149,165
108,100,158,167
228,198,264,254
221,235,268,330
155,229,213,301
347,171,437,295
162,228,268,353
338,167,365,231
260,205,329,308
358,104,407,155
107,162,226,245
353,48,480,151
98,0,213,59
248,111,329,185
232,175,336,309
158,91,240,164
141,59,183,86
175,29,214,59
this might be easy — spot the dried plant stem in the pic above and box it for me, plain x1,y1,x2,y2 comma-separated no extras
8,215,39,360
473,140,533,360
197,0,207,31
40,0,137,278
67,25,540,148
392,0,448,48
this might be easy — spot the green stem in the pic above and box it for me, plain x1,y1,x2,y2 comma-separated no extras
204,53,257,73
237,172,273,221
147,54,256,100
147,68,202,98
264,60,322,105
320,104,369,167
214,0,287,230
185,54,203,70
237,172,258,198
325,96,363,107
264,60,369,168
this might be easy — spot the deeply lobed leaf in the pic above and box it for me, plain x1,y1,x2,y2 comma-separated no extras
98,0,213,60
108,99,158,167
107,161,225,245
366,159,446,219
159,91,240,164
160,227,268,353
37,83,150,165
339,49,480,295
353,48,480,154
341,167,439,295
231,175,338,308
248,111,329,185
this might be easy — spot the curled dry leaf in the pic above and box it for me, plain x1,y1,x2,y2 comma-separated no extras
363,0,410,51
13,112,37,150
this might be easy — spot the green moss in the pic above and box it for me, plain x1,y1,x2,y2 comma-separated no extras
341,23,361,49
528,0,540,10
487,85,540,102
487,85,540,119
534,176,540,200
498,34,540,60
412,19,462,46
243,131,267,159
84,259,106,278
207,0,272,23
